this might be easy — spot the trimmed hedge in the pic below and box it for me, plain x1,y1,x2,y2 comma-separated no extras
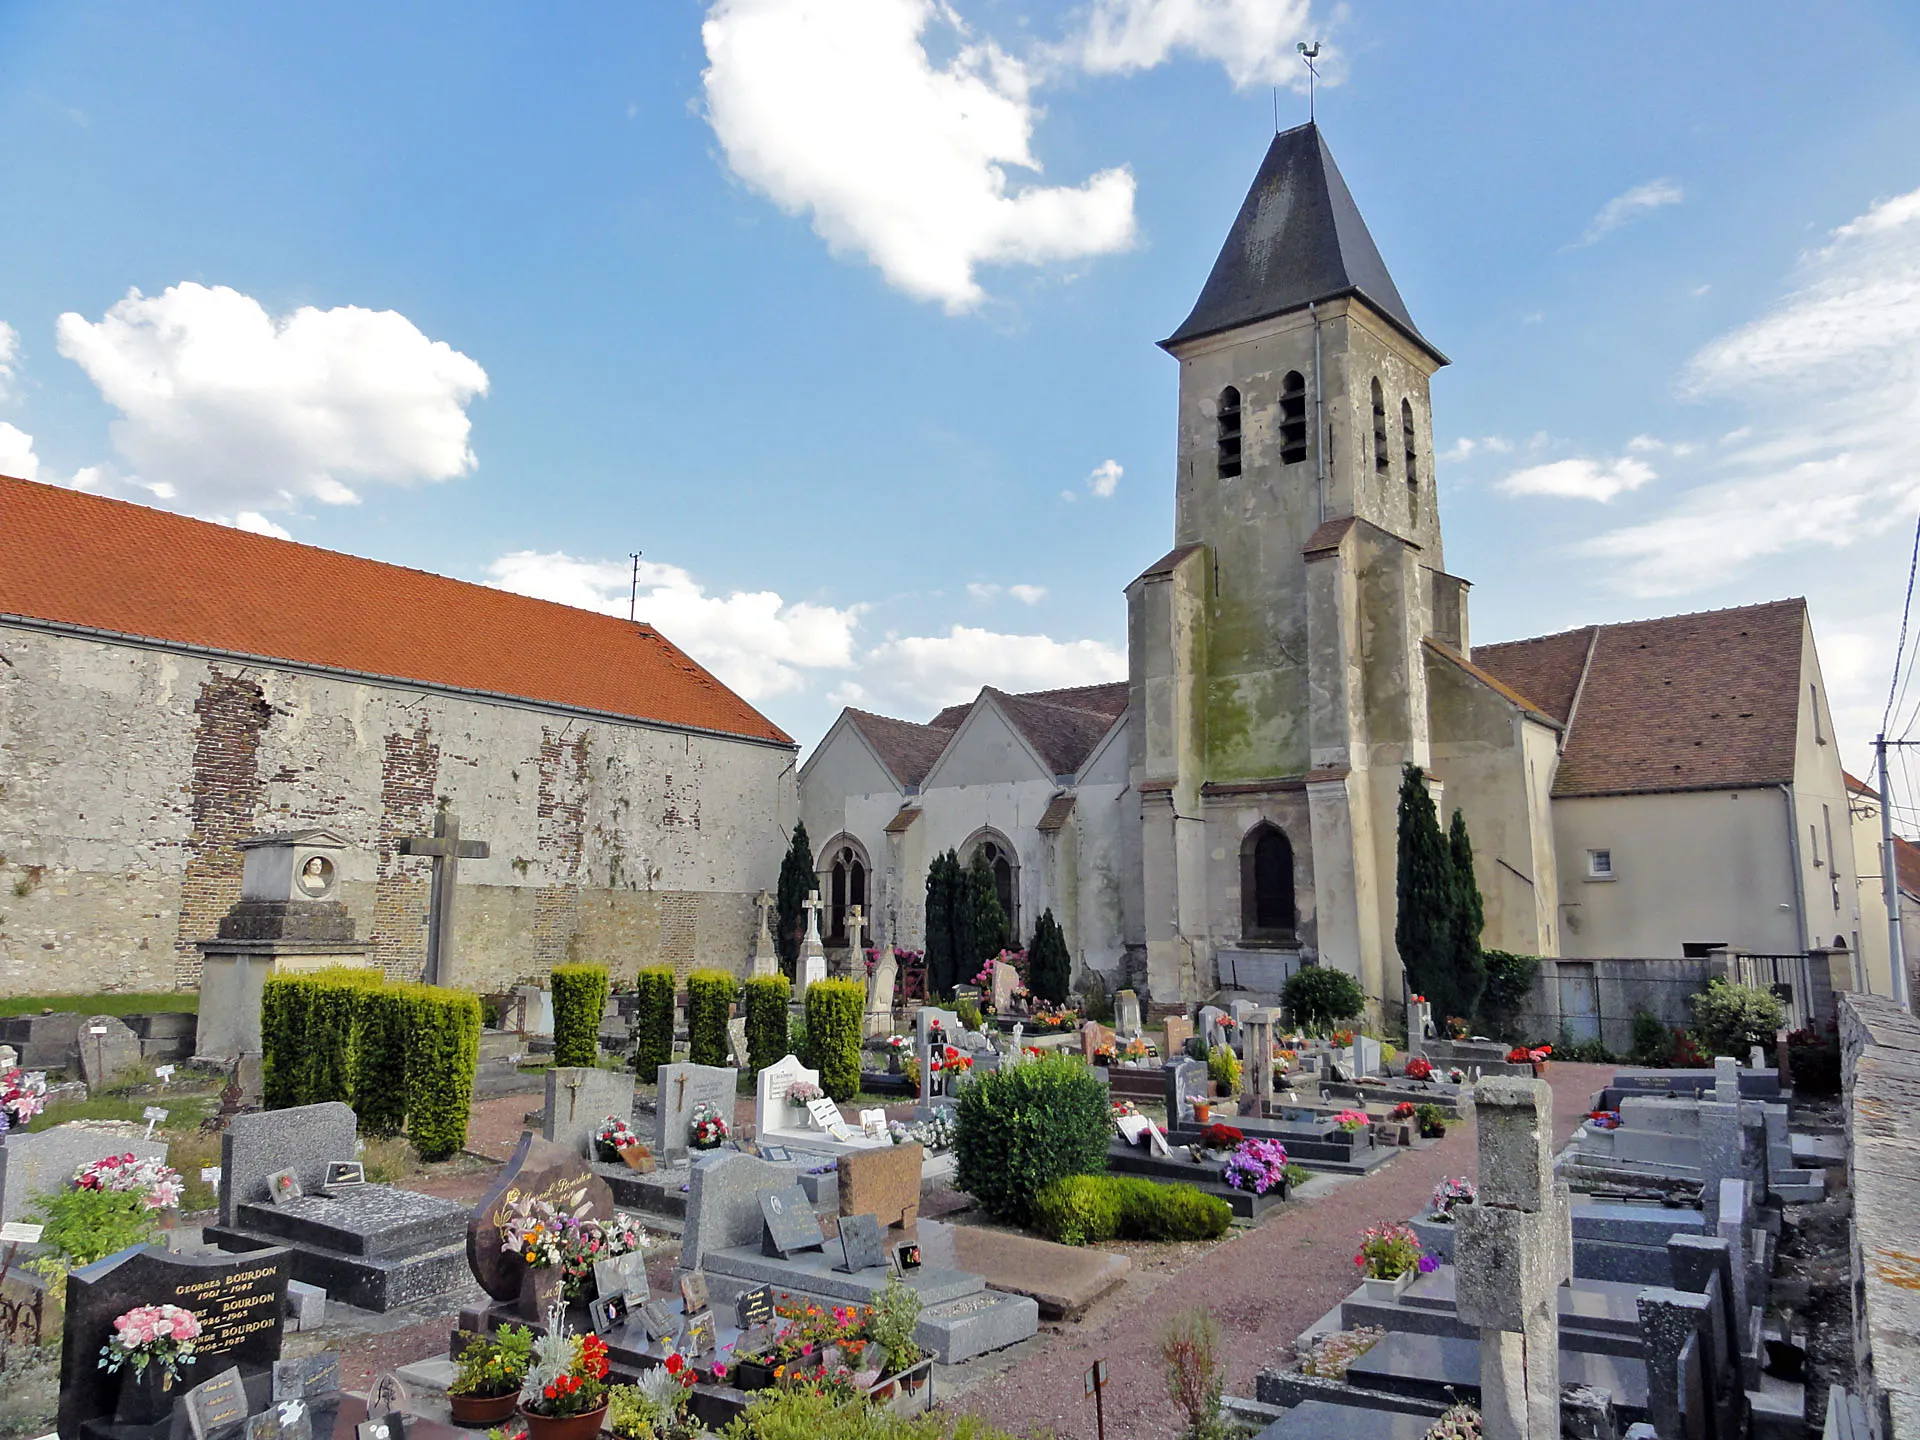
1690,978,1787,1059
401,983,482,1161
1030,1174,1232,1246
551,964,609,1068
261,967,385,1111
631,966,676,1083
804,979,865,1101
686,970,737,1068
742,975,790,1076
351,986,411,1137
953,1055,1110,1226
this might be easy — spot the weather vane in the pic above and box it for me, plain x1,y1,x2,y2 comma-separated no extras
1297,42,1322,124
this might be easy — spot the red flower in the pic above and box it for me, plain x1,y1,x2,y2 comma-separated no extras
665,1353,685,1375
543,1384,558,1400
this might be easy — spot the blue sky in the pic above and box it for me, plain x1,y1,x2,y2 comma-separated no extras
4,0,1920,775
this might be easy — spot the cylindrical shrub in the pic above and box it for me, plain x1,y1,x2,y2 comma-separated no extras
261,967,383,1110
1282,965,1366,1032
742,976,790,1075
550,964,610,1068
1030,1174,1232,1245
352,986,411,1136
954,1055,1111,1226
401,983,481,1161
631,966,676,1083
804,979,865,1101
1027,910,1072,1006
686,970,737,1069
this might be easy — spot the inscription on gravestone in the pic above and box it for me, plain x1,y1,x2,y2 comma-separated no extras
466,1132,612,1302
736,1285,775,1329
184,1366,247,1440
836,1213,887,1274
760,1185,826,1257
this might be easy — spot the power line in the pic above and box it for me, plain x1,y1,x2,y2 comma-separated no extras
1886,511,1920,735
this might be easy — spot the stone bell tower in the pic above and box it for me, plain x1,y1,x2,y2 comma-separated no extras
1127,122,1461,1009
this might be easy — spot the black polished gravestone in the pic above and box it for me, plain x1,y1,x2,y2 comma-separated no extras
758,1185,825,1258
467,1131,613,1303
835,1214,888,1275
60,1243,291,1440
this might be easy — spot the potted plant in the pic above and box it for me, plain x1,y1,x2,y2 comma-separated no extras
1332,1109,1369,1137
1415,1104,1448,1139
593,1116,642,1163
98,1303,201,1423
75,1153,185,1212
607,1355,700,1439
1403,1055,1435,1083
1199,1122,1245,1155
1427,1176,1476,1221
448,1325,534,1424
1353,1223,1436,1302
866,1276,932,1407
1506,1044,1552,1076
884,1035,909,1073
1221,1138,1290,1196
519,1326,611,1440
1190,1098,1212,1125
688,1101,729,1151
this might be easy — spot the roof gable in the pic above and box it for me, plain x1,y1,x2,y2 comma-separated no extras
1163,123,1440,361
839,709,952,789
920,692,1055,790
0,475,791,745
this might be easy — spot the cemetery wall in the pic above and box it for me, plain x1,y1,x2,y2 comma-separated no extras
0,623,796,994
1510,956,1709,1052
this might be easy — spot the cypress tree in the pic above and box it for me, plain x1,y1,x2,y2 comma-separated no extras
1028,909,1071,1005
1448,808,1488,1019
775,821,814,980
966,847,1009,973
950,850,978,988
925,851,955,998
1394,763,1458,1016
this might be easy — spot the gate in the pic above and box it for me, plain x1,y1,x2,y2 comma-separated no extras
1556,962,1601,1045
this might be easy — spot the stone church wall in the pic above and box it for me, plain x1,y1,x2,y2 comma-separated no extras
0,623,796,995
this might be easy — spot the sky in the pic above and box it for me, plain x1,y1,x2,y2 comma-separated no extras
4,0,1920,794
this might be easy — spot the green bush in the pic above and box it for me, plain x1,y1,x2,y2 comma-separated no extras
1282,966,1365,1031
1030,1174,1232,1246
29,1186,160,1272
954,1055,1111,1226
1185,1037,1211,1063
686,969,737,1068
631,966,676,1083
1689,979,1787,1059
1556,1027,1615,1064
352,985,411,1137
261,967,385,1110
953,996,982,1031
402,983,481,1161
724,1388,1026,1440
805,979,865,1101
1027,910,1071,1006
1630,1009,1673,1067
550,964,609,1068
1476,951,1540,1040
1207,1044,1240,1095
742,975,791,1075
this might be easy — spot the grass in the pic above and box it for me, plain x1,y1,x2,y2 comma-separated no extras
22,1088,215,1135
0,992,197,1019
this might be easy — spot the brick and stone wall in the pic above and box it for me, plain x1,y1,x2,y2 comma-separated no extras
0,623,797,994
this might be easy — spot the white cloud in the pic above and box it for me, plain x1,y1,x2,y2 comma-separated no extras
1498,455,1656,503
1070,0,1322,89
222,511,294,540
1575,178,1684,247
0,421,41,481
1441,435,1513,463
967,582,1000,601
1086,457,1122,498
487,550,861,702
1008,583,1047,605
700,0,1137,312
54,282,488,517
1626,434,1697,457
853,624,1124,712
0,321,19,401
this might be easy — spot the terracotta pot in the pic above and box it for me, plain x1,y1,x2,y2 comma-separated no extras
1191,1102,1211,1125
519,1265,561,1322
520,1405,609,1440
449,1391,520,1425
1530,1060,1551,1077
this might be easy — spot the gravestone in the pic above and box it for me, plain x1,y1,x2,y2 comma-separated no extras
1081,1021,1114,1060
836,1213,888,1274
59,1243,291,1439
991,962,1019,1014
915,1007,963,1109
1198,1005,1229,1049
1408,996,1434,1057
183,1366,247,1439
759,1184,827,1258
1453,1077,1572,1440
845,906,867,979
466,1131,614,1303
1713,1056,1740,1103
219,1102,357,1227
79,1015,142,1089
1164,1015,1194,1056
750,890,780,980
655,1063,738,1161
542,1067,636,1160
838,1141,922,1230
728,1017,752,1069
755,1053,818,1139
0,1124,169,1224
799,892,828,990
1163,1057,1210,1127
1242,1009,1276,1114
866,946,899,1039
680,1152,803,1272
1114,989,1142,1039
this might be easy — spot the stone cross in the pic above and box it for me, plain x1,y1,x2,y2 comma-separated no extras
750,890,779,979
846,905,866,962
802,891,824,943
799,891,828,990
1453,1077,1572,1440
397,802,490,985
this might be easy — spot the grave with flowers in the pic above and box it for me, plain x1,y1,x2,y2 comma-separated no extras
1102,1112,1294,1219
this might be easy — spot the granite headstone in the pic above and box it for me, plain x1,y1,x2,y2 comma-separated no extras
466,1131,614,1303
541,1066,635,1160
836,1213,888,1274
655,1062,738,1160
219,1102,357,1227
760,1184,827,1258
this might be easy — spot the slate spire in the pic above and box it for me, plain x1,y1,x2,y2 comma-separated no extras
1164,122,1442,362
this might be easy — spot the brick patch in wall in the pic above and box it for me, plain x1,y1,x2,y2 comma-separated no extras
370,716,439,980
174,671,272,986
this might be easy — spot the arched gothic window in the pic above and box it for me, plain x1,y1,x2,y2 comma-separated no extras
1371,378,1390,476
1217,386,1242,479
826,841,868,947
968,834,1020,940
1240,823,1297,943
1402,398,1419,514
1280,371,1308,465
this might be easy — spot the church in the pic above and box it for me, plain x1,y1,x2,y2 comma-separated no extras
800,123,1867,1012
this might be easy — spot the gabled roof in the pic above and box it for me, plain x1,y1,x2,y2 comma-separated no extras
1473,598,1809,799
846,681,1128,790
842,710,953,789
988,687,1124,776
1164,122,1442,363
0,474,791,746
1423,638,1561,728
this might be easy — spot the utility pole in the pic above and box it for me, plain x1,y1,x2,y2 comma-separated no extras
1877,733,1911,1010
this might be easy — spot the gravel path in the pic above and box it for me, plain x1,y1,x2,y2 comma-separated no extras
956,1064,1612,1440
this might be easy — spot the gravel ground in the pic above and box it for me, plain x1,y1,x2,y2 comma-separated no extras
953,1063,1613,1440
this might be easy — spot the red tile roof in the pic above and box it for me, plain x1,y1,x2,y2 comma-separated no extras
1474,599,1808,798
0,474,792,745
842,681,1128,789
1894,835,1920,897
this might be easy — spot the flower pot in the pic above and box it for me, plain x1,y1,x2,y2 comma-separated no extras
1419,1124,1446,1140
519,1405,609,1440
1360,1271,1415,1304
1530,1060,1550,1078
449,1391,520,1425
731,1357,777,1391
518,1264,562,1322
1191,1102,1212,1126
115,1363,181,1425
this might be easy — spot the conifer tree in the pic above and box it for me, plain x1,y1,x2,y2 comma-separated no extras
1028,909,1071,1005
775,821,814,980
966,847,1009,972
925,851,956,997
1394,763,1458,1015
1447,808,1488,1019
950,850,978,986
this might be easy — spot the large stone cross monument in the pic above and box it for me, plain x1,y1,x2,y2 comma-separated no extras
799,890,828,990
398,801,490,985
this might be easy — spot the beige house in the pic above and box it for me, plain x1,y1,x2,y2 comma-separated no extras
1842,771,1920,1001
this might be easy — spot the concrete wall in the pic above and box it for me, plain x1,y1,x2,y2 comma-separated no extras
1511,956,1711,1054
0,623,797,994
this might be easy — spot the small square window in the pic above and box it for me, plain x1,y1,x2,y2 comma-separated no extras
1586,849,1614,880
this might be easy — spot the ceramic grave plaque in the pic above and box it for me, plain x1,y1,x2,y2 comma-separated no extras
183,1366,248,1440
759,1184,827,1257
836,1213,888,1274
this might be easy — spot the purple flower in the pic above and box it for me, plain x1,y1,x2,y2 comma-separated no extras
1418,1255,1439,1274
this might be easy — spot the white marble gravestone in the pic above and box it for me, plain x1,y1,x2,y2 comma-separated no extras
865,946,898,1039
798,892,828,991
990,961,1018,1014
